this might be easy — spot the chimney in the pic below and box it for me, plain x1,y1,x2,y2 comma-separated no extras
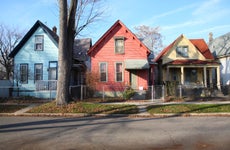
209,32,213,43
52,26,57,34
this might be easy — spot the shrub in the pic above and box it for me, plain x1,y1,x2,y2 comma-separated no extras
123,87,136,100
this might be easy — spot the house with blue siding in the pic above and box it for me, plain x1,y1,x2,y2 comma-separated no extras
9,20,91,99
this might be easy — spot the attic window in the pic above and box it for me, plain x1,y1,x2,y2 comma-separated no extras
35,35,44,51
176,46,188,58
114,37,124,54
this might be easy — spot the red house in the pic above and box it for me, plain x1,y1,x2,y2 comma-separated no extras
88,20,152,97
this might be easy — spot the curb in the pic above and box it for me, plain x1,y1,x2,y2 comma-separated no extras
1,112,230,118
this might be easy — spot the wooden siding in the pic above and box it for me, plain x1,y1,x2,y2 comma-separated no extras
90,22,150,92
14,27,58,91
162,36,206,64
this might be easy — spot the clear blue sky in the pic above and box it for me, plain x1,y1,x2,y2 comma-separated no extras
1,0,230,47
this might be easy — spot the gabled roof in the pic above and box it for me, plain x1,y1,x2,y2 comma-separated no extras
209,32,230,58
155,34,214,62
190,39,214,59
88,20,150,55
9,20,59,57
73,38,92,61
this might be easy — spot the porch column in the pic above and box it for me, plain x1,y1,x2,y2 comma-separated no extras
203,67,207,87
181,66,184,85
216,66,221,90
209,68,213,86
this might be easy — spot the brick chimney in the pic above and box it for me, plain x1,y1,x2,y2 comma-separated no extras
209,32,213,43
52,26,57,34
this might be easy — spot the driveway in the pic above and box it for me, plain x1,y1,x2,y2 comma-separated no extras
0,116,230,150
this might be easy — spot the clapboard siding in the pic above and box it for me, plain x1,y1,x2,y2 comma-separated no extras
13,26,58,97
89,20,151,94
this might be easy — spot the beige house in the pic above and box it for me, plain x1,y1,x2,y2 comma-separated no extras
155,34,221,89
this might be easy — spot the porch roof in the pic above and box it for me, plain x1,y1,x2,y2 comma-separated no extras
165,59,220,66
125,59,149,69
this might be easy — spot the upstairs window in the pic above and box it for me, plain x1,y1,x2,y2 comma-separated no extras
176,46,188,58
115,62,123,82
114,37,124,54
99,62,107,82
35,35,44,51
20,64,28,84
34,63,43,82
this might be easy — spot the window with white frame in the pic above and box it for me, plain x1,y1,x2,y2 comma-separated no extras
114,37,124,54
35,35,44,51
48,61,57,80
34,63,43,82
115,62,123,82
99,62,107,82
20,64,28,84
176,46,188,57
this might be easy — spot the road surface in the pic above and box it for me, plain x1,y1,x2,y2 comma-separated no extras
0,116,230,150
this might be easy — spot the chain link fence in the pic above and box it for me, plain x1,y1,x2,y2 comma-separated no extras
1,80,229,101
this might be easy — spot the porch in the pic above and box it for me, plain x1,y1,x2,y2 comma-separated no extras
163,65,221,89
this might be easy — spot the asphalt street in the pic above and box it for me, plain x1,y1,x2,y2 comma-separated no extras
0,116,230,150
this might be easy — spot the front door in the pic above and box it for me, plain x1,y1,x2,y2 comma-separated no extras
130,70,138,89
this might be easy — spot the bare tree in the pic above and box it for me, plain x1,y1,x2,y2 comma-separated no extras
56,0,103,105
134,25,162,55
0,24,22,79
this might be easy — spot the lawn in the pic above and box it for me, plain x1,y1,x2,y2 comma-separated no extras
147,104,230,114
28,101,138,114
0,105,28,113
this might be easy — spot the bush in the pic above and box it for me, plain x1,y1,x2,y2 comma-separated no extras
123,87,136,100
165,81,179,96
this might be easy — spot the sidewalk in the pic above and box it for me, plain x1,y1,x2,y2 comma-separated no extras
1,100,230,117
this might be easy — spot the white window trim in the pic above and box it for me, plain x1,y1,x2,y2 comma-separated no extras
99,62,108,82
115,62,123,82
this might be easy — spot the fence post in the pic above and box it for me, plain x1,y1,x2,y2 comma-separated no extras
179,84,182,98
102,86,105,101
161,85,164,101
81,85,83,100
151,85,154,102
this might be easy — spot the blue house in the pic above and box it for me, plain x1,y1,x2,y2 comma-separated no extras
9,20,91,99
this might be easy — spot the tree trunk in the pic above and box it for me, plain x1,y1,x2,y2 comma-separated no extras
56,0,77,105
56,0,68,105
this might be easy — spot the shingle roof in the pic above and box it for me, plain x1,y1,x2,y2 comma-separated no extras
209,32,230,58
73,38,92,61
155,34,214,62
9,20,92,62
9,20,58,57
166,59,219,65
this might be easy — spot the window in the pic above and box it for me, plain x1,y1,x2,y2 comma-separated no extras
34,63,43,82
115,37,124,54
115,63,123,82
35,35,44,50
99,62,107,82
185,68,197,84
48,61,57,80
20,64,28,84
176,46,188,57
